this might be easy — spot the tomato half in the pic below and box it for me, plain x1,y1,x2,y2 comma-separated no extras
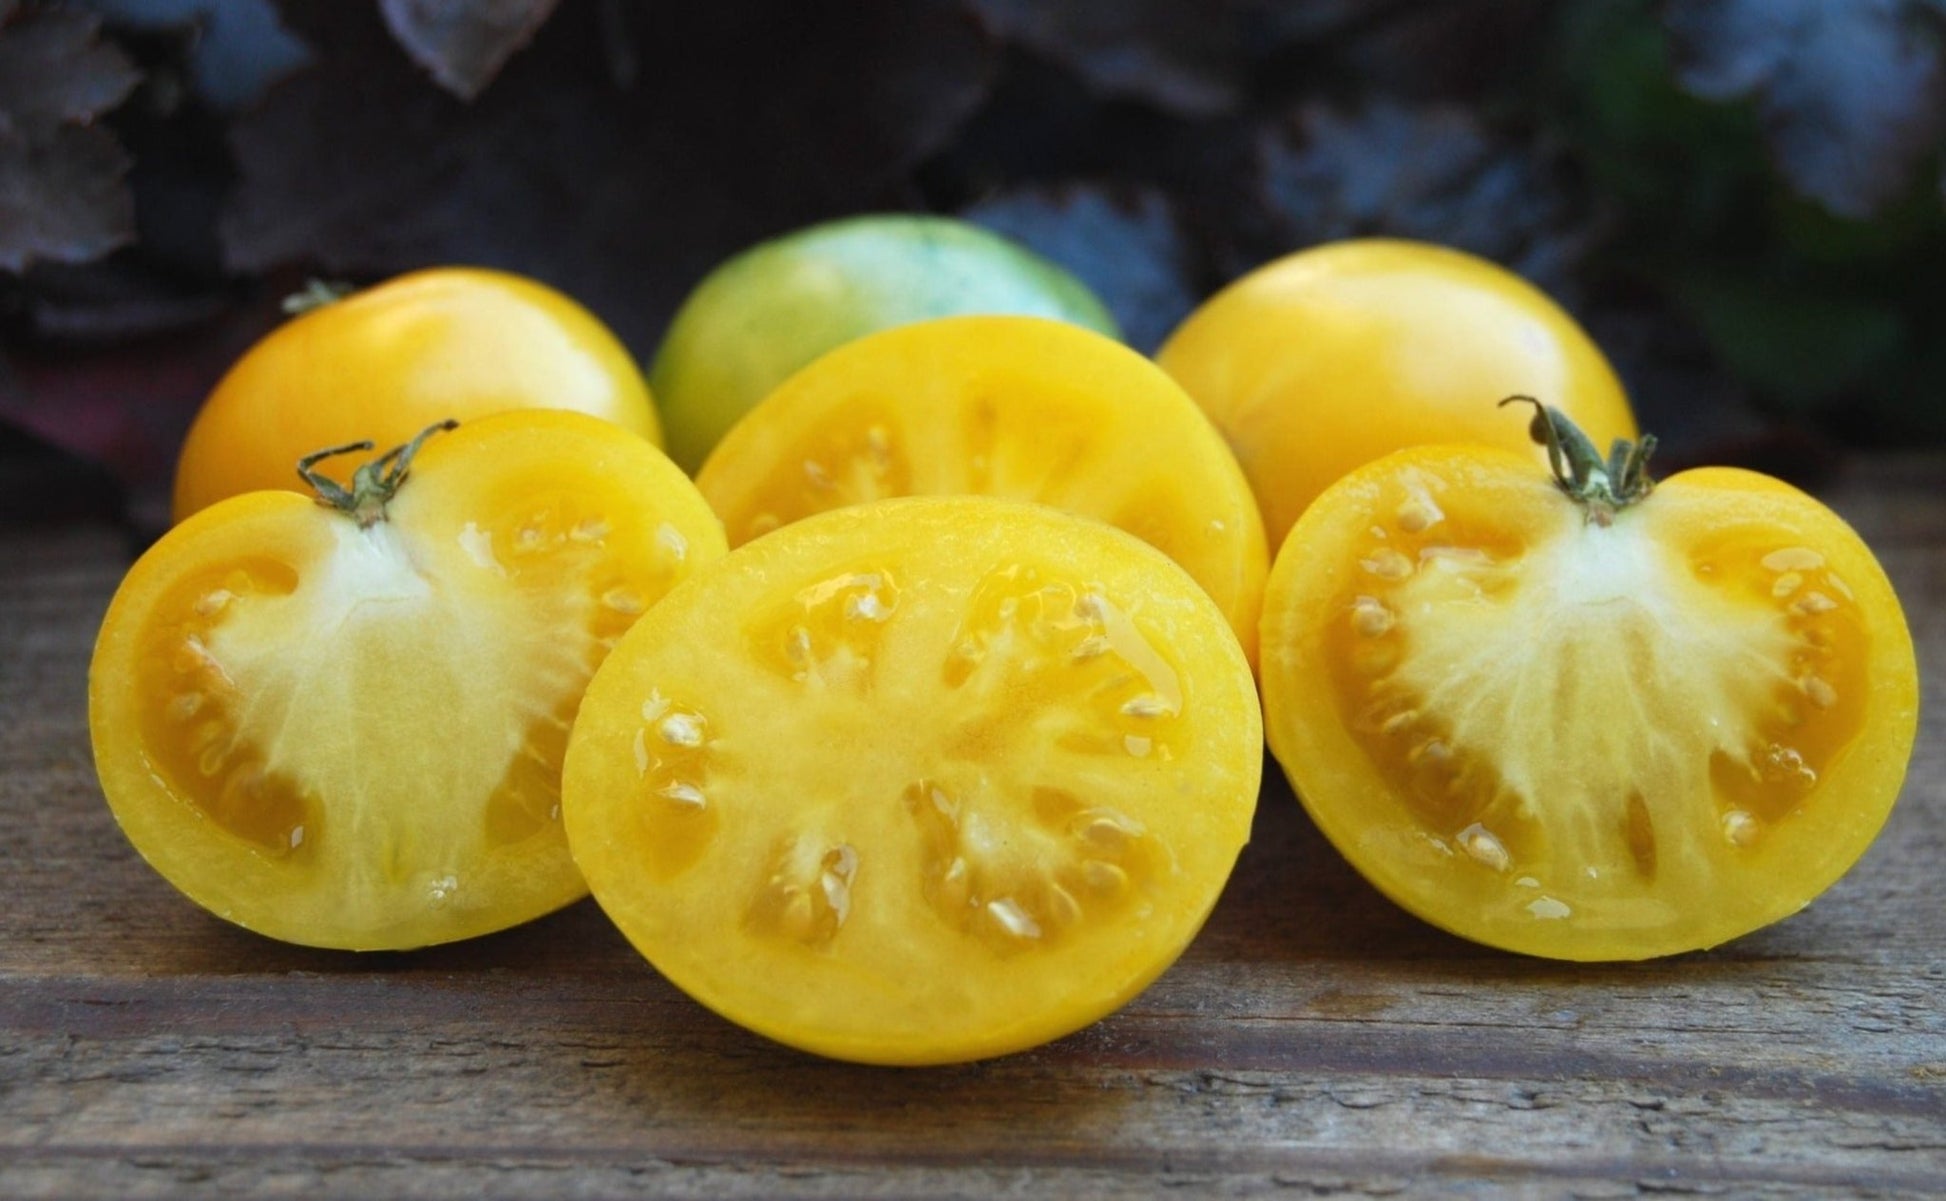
93,412,725,950
696,315,1267,668
563,497,1262,1064
1259,409,1918,960
649,215,1119,472
173,267,663,522
1156,239,1637,551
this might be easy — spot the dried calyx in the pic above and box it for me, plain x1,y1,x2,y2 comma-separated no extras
1500,395,1656,527
298,420,458,528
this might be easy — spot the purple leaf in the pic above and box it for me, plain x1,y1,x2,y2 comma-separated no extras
965,183,1200,353
378,0,561,100
0,125,136,273
0,8,140,136
222,1,995,357
1665,0,1946,219
1250,101,1599,298
964,0,1241,116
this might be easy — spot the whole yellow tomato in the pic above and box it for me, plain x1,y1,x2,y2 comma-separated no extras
1259,403,1917,960
173,268,663,522
1156,239,1637,552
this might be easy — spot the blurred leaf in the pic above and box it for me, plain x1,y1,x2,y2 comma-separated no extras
964,183,1199,352
78,0,309,112
223,0,996,357
1671,269,1906,408
963,0,1240,116
378,0,561,100
0,8,141,273
0,128,136,273
1251,101,1601,298
1663,0,1946,219
0,7,142,135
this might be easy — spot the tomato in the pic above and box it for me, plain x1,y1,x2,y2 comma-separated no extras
563,497,1262,1064
696,315,1267,668
1156,239,1638,552
649,215,1119,472
173,268,663,522
1259,403,1918,961
92,411,725,950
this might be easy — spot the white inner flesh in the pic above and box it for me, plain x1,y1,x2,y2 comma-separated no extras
205,520,591,915
1387,517,1795,886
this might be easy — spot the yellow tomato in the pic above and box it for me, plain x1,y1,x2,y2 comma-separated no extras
173,268,663,522
696,316,1267,668
92,412,725,950
1259,405,1917,960
563,497,1262,1064
1156,239,1637,551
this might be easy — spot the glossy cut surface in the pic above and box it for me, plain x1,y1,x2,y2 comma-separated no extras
174,268,662,522
563,498,1262,1063
697,316,1266,667
95,412,724,950
649,215,1119,471
1157,239,1637,550
1259,446,1918,960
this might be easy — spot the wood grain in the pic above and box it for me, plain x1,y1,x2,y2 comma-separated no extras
4,456,1944,1199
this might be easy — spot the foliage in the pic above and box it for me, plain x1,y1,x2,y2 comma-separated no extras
2,0,1942,520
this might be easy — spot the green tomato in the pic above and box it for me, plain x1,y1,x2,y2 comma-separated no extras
649,214,1120,472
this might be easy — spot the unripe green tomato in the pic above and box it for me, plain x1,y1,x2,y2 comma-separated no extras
649,214,1120,472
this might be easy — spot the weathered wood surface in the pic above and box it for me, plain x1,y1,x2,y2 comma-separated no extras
4,456,1943,1199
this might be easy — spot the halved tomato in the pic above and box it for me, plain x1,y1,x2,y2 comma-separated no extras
563,497,1262,1064
91,411,726,950
1260,405,1918,960
696,315,1267,667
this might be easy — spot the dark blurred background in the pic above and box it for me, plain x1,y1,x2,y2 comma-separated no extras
4,0,1944,529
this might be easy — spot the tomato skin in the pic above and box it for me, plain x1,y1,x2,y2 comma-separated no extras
1259,444,1917,961
173,267,663,523
1156,239,1637,552
649,215,1120,472
563,496,1261,1064
96,411,724,951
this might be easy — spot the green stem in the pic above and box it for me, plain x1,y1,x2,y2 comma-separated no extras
297,420,458,528
1499,396,1657,527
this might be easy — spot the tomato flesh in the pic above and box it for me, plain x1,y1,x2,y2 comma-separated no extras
1261,450,1917,960
93,413,726,950
564,498,1262,1063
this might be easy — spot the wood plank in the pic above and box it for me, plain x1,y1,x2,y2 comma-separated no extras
3,456,1943,1198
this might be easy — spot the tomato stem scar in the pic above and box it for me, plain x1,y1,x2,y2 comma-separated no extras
1500,395,1657,526
297,419,460,528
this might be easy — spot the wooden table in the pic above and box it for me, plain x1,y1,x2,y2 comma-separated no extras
5,457,1942,1198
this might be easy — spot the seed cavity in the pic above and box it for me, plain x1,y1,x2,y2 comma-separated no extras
1526,896,1571,920
1360,547,1414,581
1761,547,1825,573
659,781,706,810
1792,591,1838,616
655,522,687,560
601,587,645,615
1458,823,1511,872
1352,596,1395,638
751,835,857,946
1722,808,1761,848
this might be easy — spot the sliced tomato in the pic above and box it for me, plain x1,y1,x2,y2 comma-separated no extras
91,412,726,950
1260,431,1918,960
563,497,1262,1063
